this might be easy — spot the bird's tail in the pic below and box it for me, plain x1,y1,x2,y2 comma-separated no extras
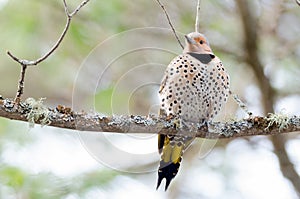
156,134,194,191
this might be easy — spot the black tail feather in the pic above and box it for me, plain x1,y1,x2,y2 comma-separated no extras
156,161,180,191
158,134,165,154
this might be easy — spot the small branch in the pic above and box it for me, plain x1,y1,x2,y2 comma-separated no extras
0,98,299,139
229,90,252,116
14,64,27,105
6,0,90,105
69,0,90,16
236,0,300,196
154,0,184,49
35,17,71,66
62,0,69,15
7,0,89,66
195,0,201,32
6,51,36,66
296,0,300,6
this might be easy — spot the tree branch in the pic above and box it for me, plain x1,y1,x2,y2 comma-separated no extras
236,0,300,196
154,0,184,49
0,97,299,138
195,0,201,32
6,0,90,105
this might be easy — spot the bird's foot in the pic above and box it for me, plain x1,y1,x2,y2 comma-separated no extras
173,118,181,130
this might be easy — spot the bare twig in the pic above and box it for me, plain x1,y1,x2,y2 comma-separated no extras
7,0,89,66
62,0,69,15
154,0,184,49
0,98,299,138
14,64,27,105
69,0,90,16
195,0,201,32
229,90,252,116
6,0,90,105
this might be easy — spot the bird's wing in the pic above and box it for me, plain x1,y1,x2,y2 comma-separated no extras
159,72,168,94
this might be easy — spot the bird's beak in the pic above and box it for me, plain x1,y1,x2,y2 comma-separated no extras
204,45,212,53
185,35,197,45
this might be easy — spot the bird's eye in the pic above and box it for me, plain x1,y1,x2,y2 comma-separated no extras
199,40,204,44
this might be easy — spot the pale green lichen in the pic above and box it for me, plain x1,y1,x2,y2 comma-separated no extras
108,115,128,127
265,112,289,132
25,98,51,128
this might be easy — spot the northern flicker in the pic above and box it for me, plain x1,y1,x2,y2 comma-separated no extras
156,32,230,190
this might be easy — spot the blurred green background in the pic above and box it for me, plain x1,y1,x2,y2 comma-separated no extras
0,0,300,198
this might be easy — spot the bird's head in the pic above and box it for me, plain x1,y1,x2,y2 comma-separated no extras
183,32,212,54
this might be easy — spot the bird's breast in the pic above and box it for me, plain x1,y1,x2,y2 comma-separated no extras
159,54,230,122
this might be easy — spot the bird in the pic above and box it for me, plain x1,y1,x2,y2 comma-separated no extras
156,32,230,191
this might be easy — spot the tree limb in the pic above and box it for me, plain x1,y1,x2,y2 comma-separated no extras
236,0,300,196
0,97,299,139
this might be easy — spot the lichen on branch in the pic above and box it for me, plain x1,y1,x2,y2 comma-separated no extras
0,97,299,139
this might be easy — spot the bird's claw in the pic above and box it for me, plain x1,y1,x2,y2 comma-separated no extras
173,119,181,129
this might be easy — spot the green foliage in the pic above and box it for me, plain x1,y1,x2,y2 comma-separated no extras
71,170,119,197
95,87,114,115
0,166,25,189
0,166,118,199
95,86,129,115
0,117,34,148
89,0,126,32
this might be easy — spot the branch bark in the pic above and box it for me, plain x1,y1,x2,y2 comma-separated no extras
0,97,299,139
